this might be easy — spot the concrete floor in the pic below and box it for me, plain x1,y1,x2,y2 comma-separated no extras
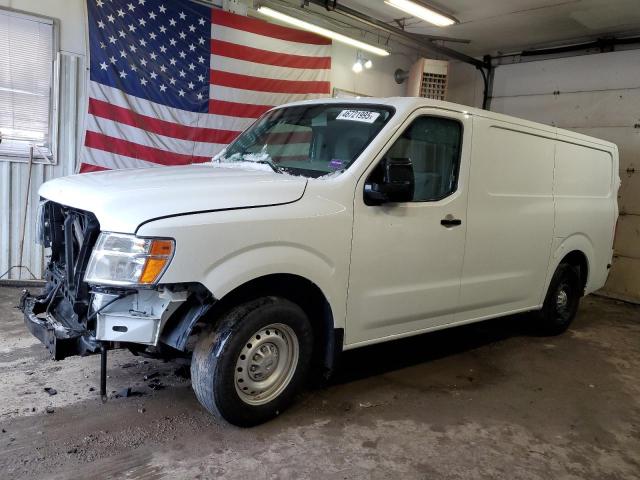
0,286,639,479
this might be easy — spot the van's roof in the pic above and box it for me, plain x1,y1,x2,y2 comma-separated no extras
280,96,617,151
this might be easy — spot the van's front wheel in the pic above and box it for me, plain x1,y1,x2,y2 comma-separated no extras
535,263,582,335
190,297,313,427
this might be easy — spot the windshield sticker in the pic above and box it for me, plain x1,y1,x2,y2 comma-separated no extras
336,110,381,123
329,159,346,171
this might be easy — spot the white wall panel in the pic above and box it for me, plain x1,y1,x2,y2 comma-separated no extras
492,50,640,97
491,90,640,129
447,61,484,108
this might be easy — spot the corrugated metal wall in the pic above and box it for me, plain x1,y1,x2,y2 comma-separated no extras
0,52,85,281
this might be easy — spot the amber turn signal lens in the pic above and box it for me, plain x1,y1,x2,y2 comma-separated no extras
150,239,174,256
140,258,169,284
139,239,175,284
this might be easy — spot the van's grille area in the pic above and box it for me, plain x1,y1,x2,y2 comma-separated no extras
40,201,101,322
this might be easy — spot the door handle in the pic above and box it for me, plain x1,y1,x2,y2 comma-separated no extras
441,216,462,227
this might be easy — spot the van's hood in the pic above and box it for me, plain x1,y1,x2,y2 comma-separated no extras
39,164,307,232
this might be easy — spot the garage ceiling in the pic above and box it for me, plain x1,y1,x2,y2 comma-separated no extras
338,0,640,56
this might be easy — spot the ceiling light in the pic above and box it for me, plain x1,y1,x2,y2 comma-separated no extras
352,60,363,73
364,59,373,69
257,6,390,56
384,0,457,27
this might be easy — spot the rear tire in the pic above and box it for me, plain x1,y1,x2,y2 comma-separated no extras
535,263,582,335
190,297,313,427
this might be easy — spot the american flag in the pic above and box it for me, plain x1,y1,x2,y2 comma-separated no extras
80,0,332,172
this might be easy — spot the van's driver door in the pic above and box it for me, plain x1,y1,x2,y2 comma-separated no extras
346,110,471,345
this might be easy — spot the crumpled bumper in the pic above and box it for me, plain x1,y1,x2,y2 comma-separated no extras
19,290,99,360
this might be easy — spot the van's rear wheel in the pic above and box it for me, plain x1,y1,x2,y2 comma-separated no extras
190,297,313,427
535,263,582,335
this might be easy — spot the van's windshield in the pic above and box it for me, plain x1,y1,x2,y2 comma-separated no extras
212,104,395,178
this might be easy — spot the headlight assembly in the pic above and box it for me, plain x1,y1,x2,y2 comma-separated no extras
34,200,49,246
84,233,175,287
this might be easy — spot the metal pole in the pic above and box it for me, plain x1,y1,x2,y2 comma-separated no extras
100,344,108,402
18,146,35,280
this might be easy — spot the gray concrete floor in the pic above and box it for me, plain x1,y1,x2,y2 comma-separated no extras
0,285,639,479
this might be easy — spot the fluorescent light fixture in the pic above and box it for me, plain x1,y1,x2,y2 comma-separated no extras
257,6,390,56
384,0,457,27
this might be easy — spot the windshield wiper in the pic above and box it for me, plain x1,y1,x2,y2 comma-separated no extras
252,159,282,174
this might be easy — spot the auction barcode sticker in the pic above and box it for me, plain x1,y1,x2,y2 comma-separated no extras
336,110,381,123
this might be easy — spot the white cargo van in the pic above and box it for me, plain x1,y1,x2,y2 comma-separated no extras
20,98,619,426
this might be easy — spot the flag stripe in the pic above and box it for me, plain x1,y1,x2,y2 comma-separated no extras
211,24,331,58
91,82,256,132
86,114,229,157
85,131,212,166
210,54,327,82
265,131,313,144
208,99,272,118
82,148,166,170
210,70,331,94
79,163,110,173
89,98,240,144
212,9,331,45
209,84,321,106
211,40,331,69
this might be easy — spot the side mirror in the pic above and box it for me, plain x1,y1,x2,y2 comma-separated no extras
364,157,414,205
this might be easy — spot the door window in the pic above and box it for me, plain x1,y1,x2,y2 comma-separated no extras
380,116,462,201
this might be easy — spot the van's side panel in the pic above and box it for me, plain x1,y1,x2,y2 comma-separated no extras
456,117,556,321
550,135,617,294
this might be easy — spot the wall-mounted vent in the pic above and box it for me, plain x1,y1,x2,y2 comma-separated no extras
406,58,449,100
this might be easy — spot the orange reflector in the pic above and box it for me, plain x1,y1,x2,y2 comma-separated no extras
150,239,174,256
140,239,174,284
140,257,169,284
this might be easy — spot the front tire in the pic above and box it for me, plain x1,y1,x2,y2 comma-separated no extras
191,297,313,427
535,263,582,335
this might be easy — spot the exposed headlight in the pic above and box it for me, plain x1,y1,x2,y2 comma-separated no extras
34,200,49,246
84,233,175,287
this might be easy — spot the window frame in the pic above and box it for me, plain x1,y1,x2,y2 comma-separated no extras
0,7,59,165
367,113,464,203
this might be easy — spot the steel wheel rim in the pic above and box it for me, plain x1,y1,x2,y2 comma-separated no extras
555,281,573,320
234,323,299,406
556,287,569,311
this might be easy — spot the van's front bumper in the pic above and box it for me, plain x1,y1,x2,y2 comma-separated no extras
19,290,100,360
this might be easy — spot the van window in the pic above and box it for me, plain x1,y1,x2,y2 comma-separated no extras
215,104,395,178
384,116,462,201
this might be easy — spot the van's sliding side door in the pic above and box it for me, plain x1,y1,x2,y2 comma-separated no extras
346,109,472,346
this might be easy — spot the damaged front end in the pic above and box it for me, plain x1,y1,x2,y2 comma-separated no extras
20,201,101,359
19,200,212,361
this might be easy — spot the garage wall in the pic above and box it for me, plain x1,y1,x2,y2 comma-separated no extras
448,49,640,303
0,0,415,280
0,0,86,281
